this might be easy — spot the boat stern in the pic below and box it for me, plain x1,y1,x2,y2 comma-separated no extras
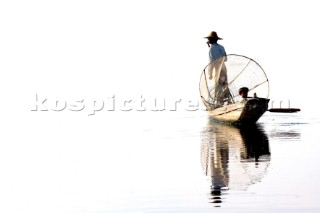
238,98,270,124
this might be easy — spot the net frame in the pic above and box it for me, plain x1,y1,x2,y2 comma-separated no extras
199,54,269,110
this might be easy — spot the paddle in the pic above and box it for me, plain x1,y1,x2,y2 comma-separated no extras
267,108,300,113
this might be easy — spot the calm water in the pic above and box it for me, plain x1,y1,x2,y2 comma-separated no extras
1,110,320,213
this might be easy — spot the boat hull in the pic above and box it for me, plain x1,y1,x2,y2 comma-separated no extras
208,98,270,124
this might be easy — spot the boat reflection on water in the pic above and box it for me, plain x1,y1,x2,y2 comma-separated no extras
201,120,271,207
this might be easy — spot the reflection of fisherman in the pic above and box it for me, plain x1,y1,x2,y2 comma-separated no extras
201,123,230,202
205,31,230,106
201,122,271,206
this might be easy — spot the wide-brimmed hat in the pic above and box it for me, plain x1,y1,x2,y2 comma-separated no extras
204,31,222,40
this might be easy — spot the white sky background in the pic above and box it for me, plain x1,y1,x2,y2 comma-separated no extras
0,0,319,112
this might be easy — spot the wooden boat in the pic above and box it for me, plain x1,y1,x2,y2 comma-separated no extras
207,98,270,124
200,54,270,124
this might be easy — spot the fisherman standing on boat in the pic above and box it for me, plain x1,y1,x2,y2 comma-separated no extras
205,31,229,106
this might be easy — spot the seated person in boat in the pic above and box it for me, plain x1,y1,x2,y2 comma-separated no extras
239,87,249,103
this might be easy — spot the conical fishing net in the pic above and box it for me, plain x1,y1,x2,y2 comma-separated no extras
199,54,269,110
